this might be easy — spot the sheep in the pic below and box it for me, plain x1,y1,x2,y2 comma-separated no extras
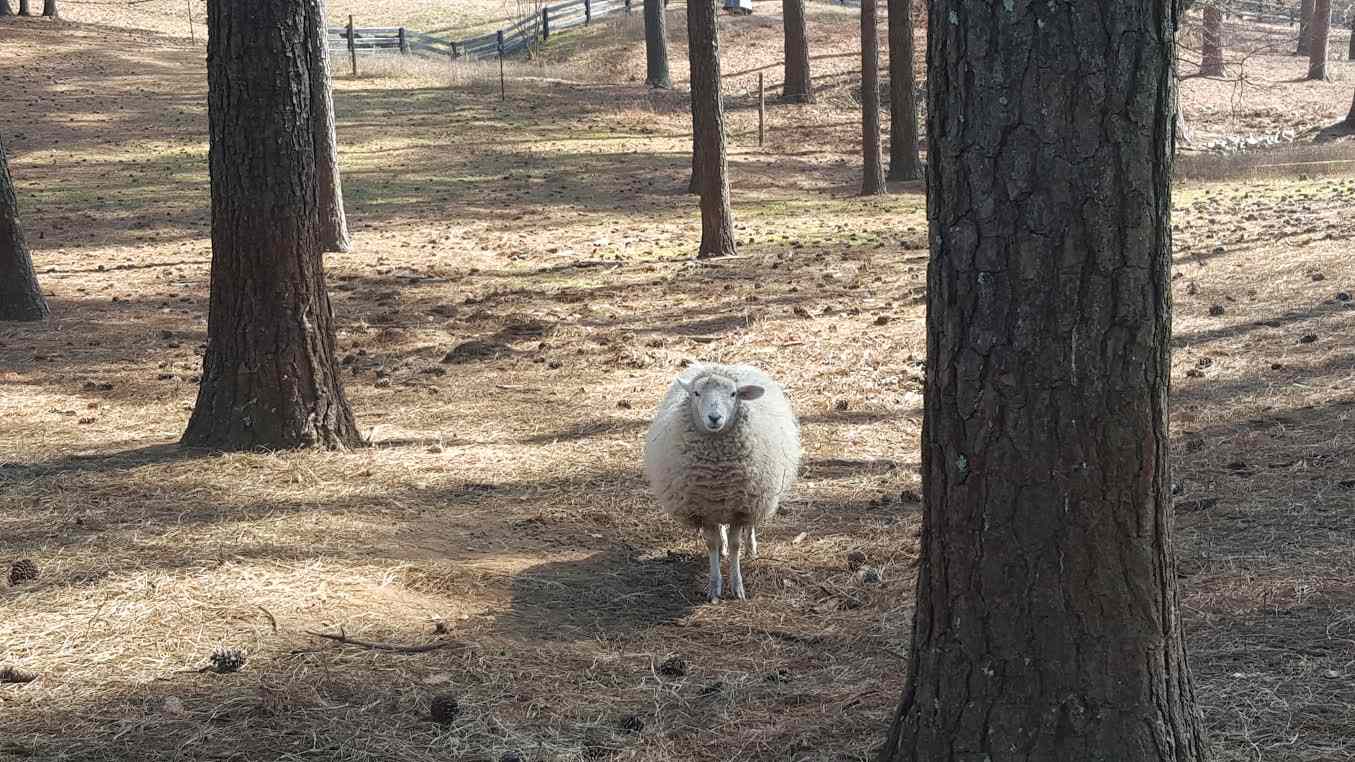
643,362,800,602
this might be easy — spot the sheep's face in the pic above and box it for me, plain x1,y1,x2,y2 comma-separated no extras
678,374,765,434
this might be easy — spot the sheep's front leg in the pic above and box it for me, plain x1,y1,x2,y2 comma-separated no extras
727,522,748,600
743,524,758,560
702,524,723,603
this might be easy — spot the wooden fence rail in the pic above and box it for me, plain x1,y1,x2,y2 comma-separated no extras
326,0,642,66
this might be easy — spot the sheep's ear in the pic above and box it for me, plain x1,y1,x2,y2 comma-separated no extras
736,384,765,401
677,377,693,392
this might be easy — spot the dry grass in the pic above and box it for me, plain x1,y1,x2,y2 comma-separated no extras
4,8,1355,762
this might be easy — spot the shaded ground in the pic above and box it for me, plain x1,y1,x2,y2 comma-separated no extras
3,10,1355,762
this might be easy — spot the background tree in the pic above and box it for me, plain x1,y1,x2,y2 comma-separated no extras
40,0,55,17
18,0,30,16
0,0,12,17
0,133,50,323
876,0,1208,759
1201,2,1225,76
308,0,351,252
184,0,361,450
1297,0,1314,54
859,0,885,195
644,0,671,89
686,0,736,257
782,0,813,103
1349,5,1354,60
886,0,921,181
1307,0,1331,78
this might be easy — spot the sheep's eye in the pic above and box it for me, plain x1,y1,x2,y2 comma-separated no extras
730,392,737,398
692,391,701,397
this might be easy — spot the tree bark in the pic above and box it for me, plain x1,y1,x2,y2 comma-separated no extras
308,0,351,252
860,0,886,195
886,0,921,181
184,0,361,451
18,0,30,16
1200,4,1224,76
0,133,50,323
1307,0,1330,78
40,0,55,17
644,0,672,88
877,1,1208,760
782,0,813,103
687,0,736,257
1297,0,1314,54
0,0,13,16
1349,8,1354,61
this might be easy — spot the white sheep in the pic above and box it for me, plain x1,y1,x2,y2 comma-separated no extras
643,362,800,602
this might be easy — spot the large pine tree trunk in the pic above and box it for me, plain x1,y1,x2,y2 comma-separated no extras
308,0,351,253
184,0,361,451
40,0,55,17
0,134,50,323
18,0,31,16
1200,4,1224,76
877,1,1207,759
781,0,813,103
886,0,920,181
644,0,672,89
1307,0,1330,78
1297,0,1314,54
860,0,885,195
687,0,736,258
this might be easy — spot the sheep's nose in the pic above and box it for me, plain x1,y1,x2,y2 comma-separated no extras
707,413,722,426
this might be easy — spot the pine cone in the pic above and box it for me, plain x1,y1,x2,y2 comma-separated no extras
209,647,247,674
8,559,39,586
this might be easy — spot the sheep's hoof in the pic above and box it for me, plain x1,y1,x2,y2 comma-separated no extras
706,579,722,603
730,582,747,600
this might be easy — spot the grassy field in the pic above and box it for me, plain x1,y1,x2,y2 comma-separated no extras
3,7,1355,762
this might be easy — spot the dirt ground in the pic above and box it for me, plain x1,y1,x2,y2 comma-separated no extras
3,8,1355,762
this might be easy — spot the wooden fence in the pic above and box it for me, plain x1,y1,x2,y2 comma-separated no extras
327,0,640,64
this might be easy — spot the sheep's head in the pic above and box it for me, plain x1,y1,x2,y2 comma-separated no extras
677,373,765,434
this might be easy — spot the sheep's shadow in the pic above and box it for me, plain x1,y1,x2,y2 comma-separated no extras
497,546,701,641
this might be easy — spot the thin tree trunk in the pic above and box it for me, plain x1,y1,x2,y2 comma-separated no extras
18,0,30,16
1307,0,1331,78
1297,0,1314,54
308,0,351,253
1201,4,1224,76
184,0,361,451
860,0,885,195
0,133,50,323
886,0,920,181
687,0,736,258
781,0,813,103
644,0,672,88
40,0,55,17
877,0,1208,759
1349,9,1354,60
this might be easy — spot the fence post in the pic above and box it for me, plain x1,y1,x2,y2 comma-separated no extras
758,72,765,148
585,0,591,24
498,30,506,100
542,5,550,40
398,27,408,54
347,15,357,77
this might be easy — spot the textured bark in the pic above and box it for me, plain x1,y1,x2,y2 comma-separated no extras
687,0,736,257
886,0,921,181
1297,0,1314,54
1307,0,1330,78
877,1,1208,760
644,0,672,88
184,0,361,451
0,133,50,323
308,0,351,252
18,0,30,15
860,0,886,195
1200,4,1224,76
41,0,55,17
782,0,813,103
